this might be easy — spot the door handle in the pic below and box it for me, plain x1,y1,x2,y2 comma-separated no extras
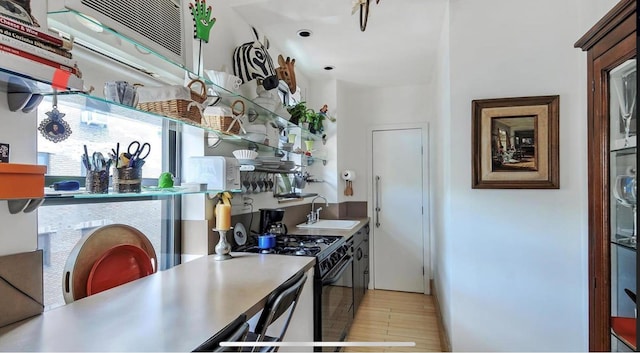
375,176,381,227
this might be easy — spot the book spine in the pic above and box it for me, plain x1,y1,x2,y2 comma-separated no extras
0,43,80,78
0,28,72,59
0,50,84,90
0,15,70,49
0,33,75,67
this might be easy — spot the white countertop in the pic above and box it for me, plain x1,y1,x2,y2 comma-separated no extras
0,253,315,352
288,218,369,238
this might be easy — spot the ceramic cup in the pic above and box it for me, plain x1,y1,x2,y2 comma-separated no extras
238,80,259,99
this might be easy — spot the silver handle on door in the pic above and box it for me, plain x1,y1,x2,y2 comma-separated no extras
375,176,381,228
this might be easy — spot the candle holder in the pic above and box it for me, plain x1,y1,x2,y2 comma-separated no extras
213,227,233,261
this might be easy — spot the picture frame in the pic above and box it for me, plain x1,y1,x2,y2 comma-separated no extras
472,95,559,189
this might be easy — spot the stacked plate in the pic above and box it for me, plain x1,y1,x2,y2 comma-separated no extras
257,156,283,169
281,161,296,171
237,159,262,166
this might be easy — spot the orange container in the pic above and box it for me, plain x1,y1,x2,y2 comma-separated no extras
0,163,47,199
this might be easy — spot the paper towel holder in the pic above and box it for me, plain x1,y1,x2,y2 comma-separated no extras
341,170,356,181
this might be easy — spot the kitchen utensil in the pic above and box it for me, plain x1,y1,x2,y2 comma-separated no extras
127,141,151,168
258,234,276,249
86,244,154,296
268,223,288,236
259,208,285,234
63,224,157,303
234,223,247,246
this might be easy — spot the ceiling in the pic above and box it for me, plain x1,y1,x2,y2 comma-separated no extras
223,0,448,88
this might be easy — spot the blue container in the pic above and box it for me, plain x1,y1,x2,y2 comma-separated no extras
258,234,276,249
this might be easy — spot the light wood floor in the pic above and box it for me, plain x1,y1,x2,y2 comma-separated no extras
345,289,443,352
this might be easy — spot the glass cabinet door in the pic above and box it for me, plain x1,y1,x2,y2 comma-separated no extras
609,58,637,351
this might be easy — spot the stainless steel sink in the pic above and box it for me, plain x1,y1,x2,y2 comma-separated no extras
296,220,359,230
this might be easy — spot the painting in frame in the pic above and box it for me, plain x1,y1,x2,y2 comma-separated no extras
472,95,559,189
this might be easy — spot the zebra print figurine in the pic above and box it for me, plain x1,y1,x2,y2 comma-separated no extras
233,27,279,91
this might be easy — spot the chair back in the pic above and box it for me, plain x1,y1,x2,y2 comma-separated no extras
194,313,250,352
254,271,307,341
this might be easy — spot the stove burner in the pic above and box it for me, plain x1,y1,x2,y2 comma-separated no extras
236,234,343,259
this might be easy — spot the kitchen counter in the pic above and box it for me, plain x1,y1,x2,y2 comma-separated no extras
288,218,369,238
0,253,315,352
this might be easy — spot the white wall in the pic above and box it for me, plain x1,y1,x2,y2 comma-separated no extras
432,0,451,346
441,0,617,350
337,82,432,203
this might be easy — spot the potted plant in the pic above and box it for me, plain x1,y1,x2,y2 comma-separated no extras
287,102,308,126
287,102,325,134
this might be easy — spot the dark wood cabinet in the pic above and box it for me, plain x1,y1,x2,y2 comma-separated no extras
352,223,370,315
575,0,636,350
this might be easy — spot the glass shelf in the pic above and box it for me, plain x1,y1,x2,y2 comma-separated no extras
44,186,241,202
52,93,328,162
612,236,637,251
0,64,84,95
48,9,192,86
47,10,326,144
239,166,301,174
611,145,637,155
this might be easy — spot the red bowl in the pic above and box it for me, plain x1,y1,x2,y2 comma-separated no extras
86,244,154,296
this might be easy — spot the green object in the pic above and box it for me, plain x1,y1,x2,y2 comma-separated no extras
189,0,216,43
158,172,174,188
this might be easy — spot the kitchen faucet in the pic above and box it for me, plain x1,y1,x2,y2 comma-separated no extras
308,195,328,224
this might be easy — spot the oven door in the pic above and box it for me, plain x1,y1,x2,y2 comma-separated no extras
319,255,353,352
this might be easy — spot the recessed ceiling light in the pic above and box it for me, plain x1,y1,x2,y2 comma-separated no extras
324,66,335,71
297,29,312,38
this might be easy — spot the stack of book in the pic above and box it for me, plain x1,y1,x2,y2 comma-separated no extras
0,13,83,90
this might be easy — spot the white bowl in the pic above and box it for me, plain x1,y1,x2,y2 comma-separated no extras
233,149,258,160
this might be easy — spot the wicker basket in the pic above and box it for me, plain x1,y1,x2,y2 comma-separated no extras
136,79,207,124
204,115,242,134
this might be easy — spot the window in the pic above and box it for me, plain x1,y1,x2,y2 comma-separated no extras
36,99,179,310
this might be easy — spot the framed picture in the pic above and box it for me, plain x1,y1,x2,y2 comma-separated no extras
0,143,9,163
472,95,559,189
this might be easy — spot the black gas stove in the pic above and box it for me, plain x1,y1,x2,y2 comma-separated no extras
236,232,353,350
236,234,348,277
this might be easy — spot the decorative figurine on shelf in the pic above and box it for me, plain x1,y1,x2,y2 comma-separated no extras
158,172,175,188
233,27,279,91
319,104,336,122
189,0,216,43
38,90,71,143
189,0,216,77
276,55,297,94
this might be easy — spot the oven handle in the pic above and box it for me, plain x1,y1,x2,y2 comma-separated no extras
322,255,353,286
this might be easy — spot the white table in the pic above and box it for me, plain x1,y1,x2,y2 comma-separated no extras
0,253,315,352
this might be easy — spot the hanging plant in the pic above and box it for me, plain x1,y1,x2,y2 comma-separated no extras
287,102,308,125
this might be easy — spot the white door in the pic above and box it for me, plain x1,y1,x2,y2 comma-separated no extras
372,128,425,293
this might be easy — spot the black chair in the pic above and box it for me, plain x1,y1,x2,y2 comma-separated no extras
194,313,250,352
245,271,308,352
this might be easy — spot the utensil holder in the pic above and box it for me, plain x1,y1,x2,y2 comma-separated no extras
86,170,109,194
112,167,142,193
